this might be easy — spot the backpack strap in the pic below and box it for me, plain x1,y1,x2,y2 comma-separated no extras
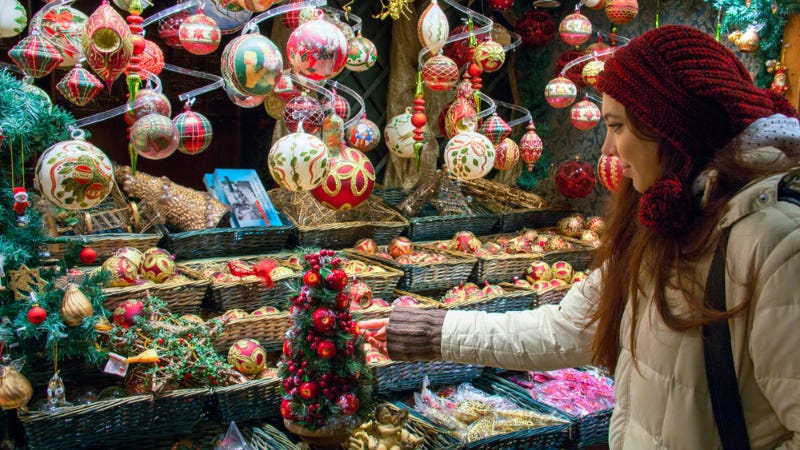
778,169,800,207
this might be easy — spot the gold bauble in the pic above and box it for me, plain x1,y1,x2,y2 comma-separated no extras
61,283,94,326
0,365,33,410
94,316,112,332
263,91,287,120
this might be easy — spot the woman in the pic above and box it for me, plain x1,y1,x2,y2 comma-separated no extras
362,25,800,448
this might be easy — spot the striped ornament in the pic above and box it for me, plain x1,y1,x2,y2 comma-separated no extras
56,63,104,106
173,107,213,155
597,154,623,191
8,32,63,78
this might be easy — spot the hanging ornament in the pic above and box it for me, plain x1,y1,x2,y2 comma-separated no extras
331,90,350,120
27,303,47,325
444,77,477,139
310,147,376,211
263,91,285,118
274,70,301,102
81,1,133,90
604,0,638,26
346,34,378,72
80,246,98,264
228,84,266,108
570,98,602,130
267,132,330,191
329,14,355,42
422,54,459,91
727,26,759,53
493,137,520,171
585,37,612,61
283,93,325,134
346,114,381,152
129,39,164,77
286,13,348,81
12,188,29,222
581,59,604,88
555,49,587,87
130,114,180,160
173,100,213,155
321,112,345,149
45,371,71,412
556,157,596,198
125,88,172,125
56,63,105,107
488,0,514,11
767,59,788,96
39,5,88,68
444,132,496,180
559,10,593,47
515,10,556,48
61,283,94,327
158,8,191,48
544,76,577,109
179,11,221,55
113,0,151,10
7,32,64,79
123,0,146,117
198,0,252,35
0,0,26,38
479,113,512,146
280,0,304,29
597,154,622,191
417,0,449,56
34,134,114,210
473,39,506,73
385,108,429,159
584,0,605,10
0,363,33,410
411,73,428,162
444,25,484,67
519,122,543,171
220,33,283,97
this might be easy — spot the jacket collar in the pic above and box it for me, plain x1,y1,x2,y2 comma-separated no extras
718,173,783,230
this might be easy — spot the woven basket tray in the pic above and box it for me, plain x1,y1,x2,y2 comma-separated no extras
341,252,404,301
498,283,572,309
351,289,441,321
370,359,484,396
270,189,409,248
100,263,211,315
366,402,462,450
375,188,499,241
212,312,291,352
536,228,597,272
421,238,544,284
345,248,477,292
162,213,295,261
18,388,212,450
438,284,537,313
243,421,301,450
214,376,282,424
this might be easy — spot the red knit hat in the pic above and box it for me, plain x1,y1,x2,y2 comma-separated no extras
596,25,797,235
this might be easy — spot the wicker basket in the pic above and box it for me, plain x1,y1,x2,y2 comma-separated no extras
370,402,463,450
420,237,544,284
536,228,597,272
214,377,282,424
19,388,212,450
351,289,441,321
162,213,295,261
439,284,537,313
38,184,164,262
112,419,225,449
459,178,574,233
270,189,408,248
538,285,571,306
212,311,291,352
370,359,484,396
243,421,301,450
341,252,404,301
375,188,499,241
345,248,477,292
100,263,211,315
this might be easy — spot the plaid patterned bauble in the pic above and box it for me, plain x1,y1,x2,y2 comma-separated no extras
7,32,63,78
173,105,213,155
57,63,104,106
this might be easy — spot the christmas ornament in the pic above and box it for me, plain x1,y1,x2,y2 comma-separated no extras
220,33,283,97
346,115,381,152
354,238,377,254
584,0,605,9
444,91,478,139
7,32,64,79
27,304,47,325
39,5,88,67
384,108,430,159
284,93,325,133
223,309,250,321
768,60,788,96
453,230,481,253
61,283,94,326
555,49,587,88
130,114,180,160
332,91,350,121
559,11,592,47
581,59,604,88
556,158,596,198
525,261,552,283
388,236,413,258
81,2,132,89
238,0,274,12
597,154,622,191
268,132,330,191
310,147,376,211
173,102,213,155
570,98,601,130
202,0,252,34
139,247,177,283
136,39,165,76
312,307,336,332
346,34,378,72
493,137,520,171
8,265,47,301
552,261,574,281
80,247,98,265
112,298,144,328
125,89,172,125
519,122,543,171
34,136,114,210
557,215,584,237
251,306,280,316
229,85,266,108
444,132,495,181
158,8,190,48
228,339,267,376
317,339,337,359
56,63,104,107
179,12,221,55
321,112,346,150
728,26,759,53
0,0,26,38
422,54,459,91
280,0,304,29
326,269,349,291
44,371,71,411
444,25,488,68
103,255,139,287
473,39,506,73
348,279,373,308
516,10,556,48
417,0,449,56
586,39,612,60
338,392,359,415
544,76,577,109
0,363,32,410
286,14,348,81
12,187,29,220
479,113,512,146
115,247,143,267
604,0,638,26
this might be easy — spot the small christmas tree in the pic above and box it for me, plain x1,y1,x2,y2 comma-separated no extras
279,249,372,434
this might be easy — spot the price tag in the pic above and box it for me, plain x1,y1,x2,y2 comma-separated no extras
104,352,129,377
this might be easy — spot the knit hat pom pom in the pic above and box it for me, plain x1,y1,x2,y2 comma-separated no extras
638,175,692,235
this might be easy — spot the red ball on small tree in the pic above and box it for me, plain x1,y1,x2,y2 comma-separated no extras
316,340,337,359
299,381,319,400
27,305,47,325
325,269,348,291
79,247,97,265
311,308,336,332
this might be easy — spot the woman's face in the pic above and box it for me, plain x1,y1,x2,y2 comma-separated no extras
601,94,661,193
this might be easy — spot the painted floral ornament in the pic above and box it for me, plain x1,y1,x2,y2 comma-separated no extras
39,5,88,68
311,147,376,211
130,114,180,160
173,101,213,155
56,63,104,107
81,1,132,89
8,32,64,79
473,39,506,73
267,132,330,191
597,154,622,191
519,121,543,171
417,0,449,56
544,76,577,109
570,98,601,130
346,34,378,72
493,137,520,170
34,132,114,210
346,114,381,152
384,108,430,159
559,10,592,47
220,33,283,96
179,11,221,55
0,0,27,38
286,13,348,81
422,54,459,91
444,132,496,180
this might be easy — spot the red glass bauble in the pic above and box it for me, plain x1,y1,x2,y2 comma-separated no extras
556,159,596,198
158,9,190,49
310,148,375,211
27,305,47,325
113,299,145,328
515,10,555,48
554,49,586,88
311,307,336,332
283,94,324,134
443,25,488,68
325,269,349,291
80,247,98,264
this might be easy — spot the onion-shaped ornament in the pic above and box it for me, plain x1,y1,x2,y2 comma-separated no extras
417,0,449,56
544,76,577,109
39,5,88,68
519,122,543,171
130,114,179,160
81,2,132,88
311,147,376,211
556,157,596,198
494,137,520,170
473,39,506,73
220,33,283,96
267,132,330,191
61,283,94,326
346,114,381,152
346,34,378,72
173,102,213,155
286,13,348,81
8,32,64,79
570,98,601,130
479,113,512,146
597,154,623,191
56,63,104,107
284,93,325,134
444,94,477,139
422,54,459,91
179,12,221,55
444,132,496,180
0,364,32,410
559,11,592,47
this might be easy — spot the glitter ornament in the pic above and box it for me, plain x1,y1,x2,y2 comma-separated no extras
173,104,213,155
220,33,283,97
605,0,638,25
581,59,604,87
81,2,132,88
34,137,114,210
286,15,348,81
515,10,555,48
422,54,459,91
444,132,496,180
338,392,359,415
345,114,381,152
544,76,577,109
284,94,324,134
556,158,596,198
228,339,267,376
597,154,623,191
417,0,449,56
136,39,165,76
346,35,378,72
0,0,26,38
130,114,179,160
519,122,544,171
179,12,221,55
56,64,104,107
310,147,376,211
158,9,190,48
139,248,176,283
125,89,172,125
452,231,481,253
559,12,592,47
473,39,506,73
570,98,601,130
268,132,330,191
8,32,63,79
586,39,612,60
493,137,520,170
39,5,88,67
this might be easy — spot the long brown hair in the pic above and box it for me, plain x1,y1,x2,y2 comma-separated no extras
587,110,797,373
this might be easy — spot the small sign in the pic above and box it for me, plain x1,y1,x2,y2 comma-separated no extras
104,352,129,377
